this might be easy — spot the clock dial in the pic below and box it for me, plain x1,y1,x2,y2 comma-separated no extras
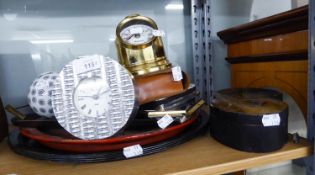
120,24,154,45
73,77,110,118
52,55,136,140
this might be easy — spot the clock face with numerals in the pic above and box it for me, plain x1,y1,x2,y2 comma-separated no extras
120,24,154,45
52,55,136,140
73,77,110,118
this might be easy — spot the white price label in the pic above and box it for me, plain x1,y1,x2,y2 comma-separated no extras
152,29,165,37
172,66,183,81
157,114,174,129
262,114,281,127
123,144,143,158
130,27,143,34
180,116,188,123
73,56,102,75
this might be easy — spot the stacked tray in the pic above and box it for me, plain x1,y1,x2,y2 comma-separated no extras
8,85,207,162
8,108,208,163
19,116,197,153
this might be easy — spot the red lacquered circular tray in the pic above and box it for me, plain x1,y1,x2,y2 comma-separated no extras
20,116,197,153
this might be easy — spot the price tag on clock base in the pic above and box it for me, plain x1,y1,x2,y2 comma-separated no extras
172,66,183,81
152,29,165,37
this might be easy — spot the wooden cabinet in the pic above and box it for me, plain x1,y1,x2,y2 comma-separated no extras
217,5,312,174
230,60,307,117
218,6,308,119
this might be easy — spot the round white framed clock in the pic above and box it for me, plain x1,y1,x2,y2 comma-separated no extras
52,55,136,140
73,77,111,117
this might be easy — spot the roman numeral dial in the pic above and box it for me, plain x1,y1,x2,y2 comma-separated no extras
73,77,110,117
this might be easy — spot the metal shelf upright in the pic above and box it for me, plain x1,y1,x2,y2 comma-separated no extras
192,0,315,174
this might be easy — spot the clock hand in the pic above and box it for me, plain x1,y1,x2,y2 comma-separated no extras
126,33,141,40
126,34,136,40
99,89,110,96
77,95,94,98
97,87,103,95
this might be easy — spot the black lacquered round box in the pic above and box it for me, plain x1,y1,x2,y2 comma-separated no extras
210,88,288,153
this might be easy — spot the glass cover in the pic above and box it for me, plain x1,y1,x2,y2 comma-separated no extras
0,0,192,106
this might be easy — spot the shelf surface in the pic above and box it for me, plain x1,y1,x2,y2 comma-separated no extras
0,134,312,175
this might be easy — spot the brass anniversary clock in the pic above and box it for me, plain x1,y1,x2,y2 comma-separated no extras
116,14,172,76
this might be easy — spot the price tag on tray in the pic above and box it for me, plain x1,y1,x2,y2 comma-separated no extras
157,114,174,129
123,144,143,158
